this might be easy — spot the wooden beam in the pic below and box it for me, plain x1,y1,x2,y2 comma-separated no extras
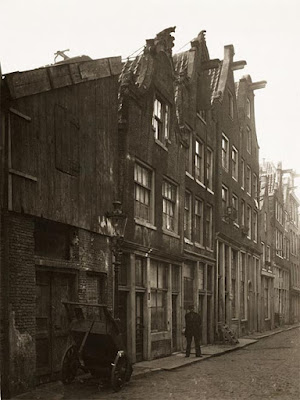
9,107,31,121
9,168,37,182
231,61,247,71
202,59,220,70
250,81,267,90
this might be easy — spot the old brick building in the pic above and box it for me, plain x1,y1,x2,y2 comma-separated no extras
209,45,266,338
259,161,300,328
117,27,186,362
0,56,122,397
173,31,216,345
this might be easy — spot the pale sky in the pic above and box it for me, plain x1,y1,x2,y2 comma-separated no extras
1,0,300,194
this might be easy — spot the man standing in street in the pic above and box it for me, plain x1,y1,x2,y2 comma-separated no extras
185,304,202,357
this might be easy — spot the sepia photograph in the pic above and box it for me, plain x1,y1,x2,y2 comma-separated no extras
0,0,299,399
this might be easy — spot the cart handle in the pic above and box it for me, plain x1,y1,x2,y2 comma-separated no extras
62,301,108,308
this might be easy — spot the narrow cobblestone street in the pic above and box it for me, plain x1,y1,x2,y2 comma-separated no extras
24,328,299,400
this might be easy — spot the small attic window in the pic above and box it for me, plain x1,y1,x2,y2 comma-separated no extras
152,97,170,145
228,90,234,119
246,98,251,118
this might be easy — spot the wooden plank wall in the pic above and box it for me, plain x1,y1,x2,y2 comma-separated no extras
8,76,119,232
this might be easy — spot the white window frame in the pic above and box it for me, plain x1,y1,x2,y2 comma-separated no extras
246,98,251,118
206,147,213,190
195,198,204,246
153,97,170,144
246,126,251,154
232,194,238,225
228,90,234,119
134,162,154,224
241,158,245,190
246,165,251,196
162,179,177,233
222,185,229,220
184,191,192,240
222,133,229,171
206,203,213,250
232,146,238,181
247,205,252,239
195,139,204,183
253,210,258,243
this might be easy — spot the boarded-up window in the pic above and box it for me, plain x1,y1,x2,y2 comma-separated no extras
55,104,79,176
34,219,70,259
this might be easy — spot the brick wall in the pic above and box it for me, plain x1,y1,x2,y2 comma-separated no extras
2,212,36,398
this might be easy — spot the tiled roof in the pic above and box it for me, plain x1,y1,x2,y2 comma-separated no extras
173,51,189,79
208,62,222,102
119,54,144,87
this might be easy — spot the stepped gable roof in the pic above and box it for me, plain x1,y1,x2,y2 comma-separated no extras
4,56,122,99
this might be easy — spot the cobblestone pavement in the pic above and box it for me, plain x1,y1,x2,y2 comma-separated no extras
14,328,300,400
64,328,300,400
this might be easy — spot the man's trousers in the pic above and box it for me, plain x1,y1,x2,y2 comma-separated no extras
186,335,201,357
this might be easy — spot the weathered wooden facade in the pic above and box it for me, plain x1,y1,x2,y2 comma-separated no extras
0,56,122,397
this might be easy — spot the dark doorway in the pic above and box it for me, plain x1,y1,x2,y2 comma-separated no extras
172,295,178,351
118,291,128,350
136,293,144,362
35,270,75,383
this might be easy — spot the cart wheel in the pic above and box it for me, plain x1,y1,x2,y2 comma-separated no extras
111,351,130,392
61,345,80,384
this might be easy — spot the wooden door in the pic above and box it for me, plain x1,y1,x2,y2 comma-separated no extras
36,271,75,383
172,295,177,351
118,291,128,350
135,293,144,362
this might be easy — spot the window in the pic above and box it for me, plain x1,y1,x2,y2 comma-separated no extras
206,204,213,249
240,253,246,319
162,180,177,232
266,245,271,262
151,261,168,331
246,165,251,195
232,194,238,224
198,110,207,123
264,212,267,232
246,98,251,118
134,162,153,223
222,134,229,170
253,174,258,201
232,147,238,180
241,158,245,189
206,148,213,190
261,242,266,267
275,199,283,225
135,257,146,287
264,278,269,319
222,185,229,218
195,139,204,182
184,192,192,240
276,229,283,257
241,199,245,227
198,263,205,290
253,210,258,242
246,127,251,153
185,128,193,175
228,90,234,119
153,97,170,144
247,205,251,238
195,198,204,245
231,250,238,318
